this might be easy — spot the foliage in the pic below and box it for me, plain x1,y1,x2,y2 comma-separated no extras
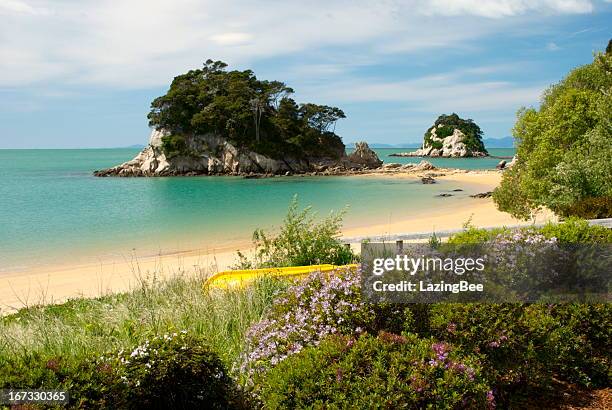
537,217,612,243
0,275,287,395
103,332,248,409
242,267,374,378
236,197,355,269
148,59,346,160
543,304,612,387
0,333,248,409
560,195,612,219
428,303,611,392
429,304,557,393
424,113,488,153
447,218,612,245
494,44,612,219
256,333,492,410
160,134,188,158
1,215,610,408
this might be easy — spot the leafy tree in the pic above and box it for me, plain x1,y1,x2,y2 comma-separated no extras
493,44,612,219
147,60,345,160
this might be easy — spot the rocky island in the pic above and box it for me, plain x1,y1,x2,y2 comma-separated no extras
95,60,382,177
390,113,488,158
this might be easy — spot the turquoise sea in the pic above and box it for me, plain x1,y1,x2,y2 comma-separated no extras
0,148,514,271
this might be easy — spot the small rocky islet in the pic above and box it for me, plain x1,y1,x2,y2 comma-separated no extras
390,113,488,158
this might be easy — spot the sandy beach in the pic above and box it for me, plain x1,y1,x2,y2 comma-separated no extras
0,171,555,315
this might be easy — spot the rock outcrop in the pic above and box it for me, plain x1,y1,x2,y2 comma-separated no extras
347,141,383,168
506,156,517,169
391,114,488,158
390,125,487,158
421,176,436,184
470,191,493,198
94,131,382,177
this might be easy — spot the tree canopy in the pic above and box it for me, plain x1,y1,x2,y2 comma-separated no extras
493,43,612,219
424,113,487,153
147,60,346,159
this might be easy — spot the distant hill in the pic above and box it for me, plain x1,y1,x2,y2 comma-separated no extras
483,137,514,148
124,144,146,149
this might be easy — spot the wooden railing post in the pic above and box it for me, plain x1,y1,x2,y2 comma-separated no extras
396,240,404,254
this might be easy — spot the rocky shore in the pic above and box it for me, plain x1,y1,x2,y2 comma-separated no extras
94,129,507,180
94,130,385,178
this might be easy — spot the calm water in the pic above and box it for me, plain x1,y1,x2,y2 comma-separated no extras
0,148,514,271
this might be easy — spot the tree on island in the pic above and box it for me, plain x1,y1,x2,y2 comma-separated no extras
424,113,487,154
147,59,346,160
493,42,612,219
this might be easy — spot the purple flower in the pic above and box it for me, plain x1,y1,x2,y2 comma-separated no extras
242,267,372,378
486,390,496,408
336,367,344,382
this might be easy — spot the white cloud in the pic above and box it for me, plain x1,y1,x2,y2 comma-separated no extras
420,0,593,18
0,0,47,14
0,0,596,88
210,32,253,46
298,68,545,112
547,41,562,50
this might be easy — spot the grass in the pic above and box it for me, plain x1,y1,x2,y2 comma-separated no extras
0,272,287,378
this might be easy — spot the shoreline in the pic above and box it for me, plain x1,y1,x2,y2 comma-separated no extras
0,170,555,315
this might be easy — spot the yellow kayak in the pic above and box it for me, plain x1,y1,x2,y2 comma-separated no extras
204,264,359,289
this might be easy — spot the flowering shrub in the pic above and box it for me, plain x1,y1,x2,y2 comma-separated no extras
256,333,492,409
103,332,248,409
427,302,612,404
0,333,249,409
544,304,612,386
429,304,557,394
242,267,375,377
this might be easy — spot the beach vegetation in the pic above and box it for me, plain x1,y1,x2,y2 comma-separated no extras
147,59,346,160
0,216,610,408
236,197,355,269
494,44,612,219
256,333,491,409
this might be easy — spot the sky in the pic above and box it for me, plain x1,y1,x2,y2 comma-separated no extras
0,0,610,148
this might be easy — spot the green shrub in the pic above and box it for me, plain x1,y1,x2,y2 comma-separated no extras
0,333,248,409
237,196,355,268
447,219,612,245
105,332,247,409
560,196,612,219
0,352,116,409
161,134,189,158
537,217,612,243
436,124,455,138
429,304,557,395
256,333,492,409
428,303,612,398
447,226,509,245
544,304,612,386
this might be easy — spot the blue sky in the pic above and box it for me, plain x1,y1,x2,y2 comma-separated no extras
0,0,610,148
